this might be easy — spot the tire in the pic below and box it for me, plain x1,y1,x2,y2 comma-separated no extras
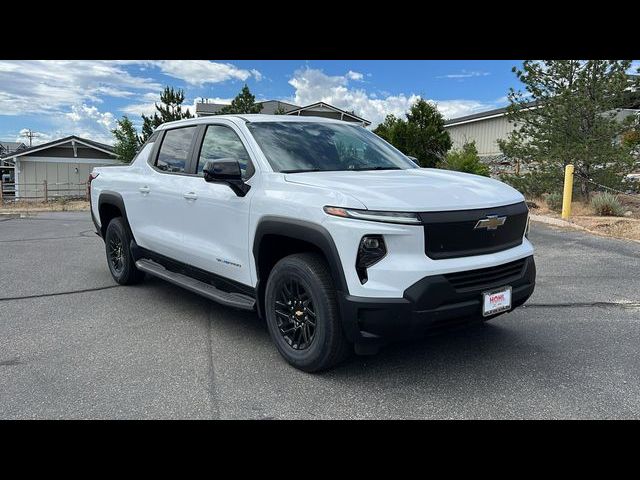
264,253,350,372
104,217,145,285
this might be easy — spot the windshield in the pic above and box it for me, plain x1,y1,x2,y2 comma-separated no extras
246,121,418,173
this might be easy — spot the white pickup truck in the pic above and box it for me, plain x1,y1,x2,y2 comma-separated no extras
89,115,535,371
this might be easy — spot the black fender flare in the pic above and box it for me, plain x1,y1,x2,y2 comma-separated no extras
97,191,135,241
252,216,349,318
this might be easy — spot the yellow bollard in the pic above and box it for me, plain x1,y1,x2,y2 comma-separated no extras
561,164,574,220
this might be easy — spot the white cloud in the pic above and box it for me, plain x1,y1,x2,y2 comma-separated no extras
287,67,498,127
437,70,491,79
146,60,260,86
251,69,263,82
0,60,161,116
346,70,364,81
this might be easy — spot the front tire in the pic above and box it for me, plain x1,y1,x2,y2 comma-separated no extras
104,217,145,285
264,253,349,372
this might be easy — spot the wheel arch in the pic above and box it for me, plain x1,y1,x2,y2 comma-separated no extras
252,217,348,319
97,191,134,240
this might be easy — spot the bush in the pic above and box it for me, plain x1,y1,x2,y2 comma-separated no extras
500,170,563,198
438,141,490,177
590,192,624,216
545,192,563,212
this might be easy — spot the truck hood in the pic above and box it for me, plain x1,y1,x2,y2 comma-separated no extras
284,168,524,211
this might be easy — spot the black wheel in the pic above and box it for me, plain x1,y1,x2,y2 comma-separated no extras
264,253,350,372
104,217,145,285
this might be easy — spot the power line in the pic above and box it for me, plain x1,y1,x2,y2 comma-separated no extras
21,129,40,147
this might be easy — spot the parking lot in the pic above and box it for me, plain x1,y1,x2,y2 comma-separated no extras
1,211,639,419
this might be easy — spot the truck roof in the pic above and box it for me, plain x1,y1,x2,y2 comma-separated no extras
156,114,362,130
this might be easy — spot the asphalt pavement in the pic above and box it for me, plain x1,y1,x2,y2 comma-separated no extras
1,211,639,419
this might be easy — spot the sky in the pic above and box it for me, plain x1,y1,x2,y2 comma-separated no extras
0,59,634,147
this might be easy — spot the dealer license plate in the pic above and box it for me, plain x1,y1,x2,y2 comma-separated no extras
482,286,512,317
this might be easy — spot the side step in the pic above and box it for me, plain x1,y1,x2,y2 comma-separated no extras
135,259,256,311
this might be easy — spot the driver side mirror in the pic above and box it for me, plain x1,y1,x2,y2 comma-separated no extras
203,158,250,197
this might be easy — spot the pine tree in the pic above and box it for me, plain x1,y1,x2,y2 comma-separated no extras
140,86,193,142
498,60,640,197
217,85,264,114
372,100,452,167
112,116,140,163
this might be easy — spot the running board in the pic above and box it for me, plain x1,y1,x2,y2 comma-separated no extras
135,259,256,311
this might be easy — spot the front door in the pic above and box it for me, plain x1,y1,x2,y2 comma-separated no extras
179,123,256,287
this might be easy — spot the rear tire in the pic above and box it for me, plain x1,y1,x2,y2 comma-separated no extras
264,253,350,372
104,217,145,285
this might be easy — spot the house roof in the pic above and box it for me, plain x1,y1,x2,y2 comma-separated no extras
195,99,371,125
0,135,115,161
444,101,538,127
0,141,27,154
285,102,371,126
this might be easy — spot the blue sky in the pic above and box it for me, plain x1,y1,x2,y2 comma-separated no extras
0,60,590,145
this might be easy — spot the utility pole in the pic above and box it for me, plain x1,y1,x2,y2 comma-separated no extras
21,129,39,147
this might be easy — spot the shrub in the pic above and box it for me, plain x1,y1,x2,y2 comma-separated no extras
590,192,624,216
545,192,563,212
500,170,563,198
438,141,490,177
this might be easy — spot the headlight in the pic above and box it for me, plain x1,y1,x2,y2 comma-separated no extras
525,213,531,239
323,206,421,225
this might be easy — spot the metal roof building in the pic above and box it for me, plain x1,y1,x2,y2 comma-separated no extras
196,99,371,126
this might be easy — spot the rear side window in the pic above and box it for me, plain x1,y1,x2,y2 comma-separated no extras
155,126,198,173
196,125,255,179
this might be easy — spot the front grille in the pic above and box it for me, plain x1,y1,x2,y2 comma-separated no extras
444,258,527,291
420,201,528,259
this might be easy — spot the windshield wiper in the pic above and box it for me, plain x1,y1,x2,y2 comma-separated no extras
280,168,324,173
351,166,402,171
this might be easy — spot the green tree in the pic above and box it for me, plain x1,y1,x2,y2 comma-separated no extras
498,60,640,197
112,116,140,163
273,104,287,115
140,86,193,142
438,140,490,177
372,99,452,167
373,114,400,143
217,84,264,114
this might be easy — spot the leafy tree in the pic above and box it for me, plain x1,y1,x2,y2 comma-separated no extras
216,85,264,115
498,60,640,197
112,116,140,163
273,104,287,115
140,86,193,143
372,99,452,167
438,140,490,177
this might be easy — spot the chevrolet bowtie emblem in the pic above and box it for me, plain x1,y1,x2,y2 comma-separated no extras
474,215,506,230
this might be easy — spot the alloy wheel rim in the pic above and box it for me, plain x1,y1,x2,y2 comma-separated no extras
274,278,317,350
108,236,124,274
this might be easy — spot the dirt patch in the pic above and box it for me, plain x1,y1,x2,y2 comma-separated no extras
0,200,89,214
528,195,640,241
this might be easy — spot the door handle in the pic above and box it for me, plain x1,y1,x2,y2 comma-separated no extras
139,186,150,194
183,192,198,201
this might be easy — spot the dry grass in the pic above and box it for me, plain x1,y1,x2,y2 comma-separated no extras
0,199,89,213
527,194,640,241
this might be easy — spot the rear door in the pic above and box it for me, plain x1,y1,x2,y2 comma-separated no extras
129,125,200,263
178,122,256,286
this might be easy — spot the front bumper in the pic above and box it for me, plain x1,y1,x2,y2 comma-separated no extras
338,255,536,344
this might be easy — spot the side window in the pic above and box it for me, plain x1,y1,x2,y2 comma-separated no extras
196,125,255,179
155,126,198,173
